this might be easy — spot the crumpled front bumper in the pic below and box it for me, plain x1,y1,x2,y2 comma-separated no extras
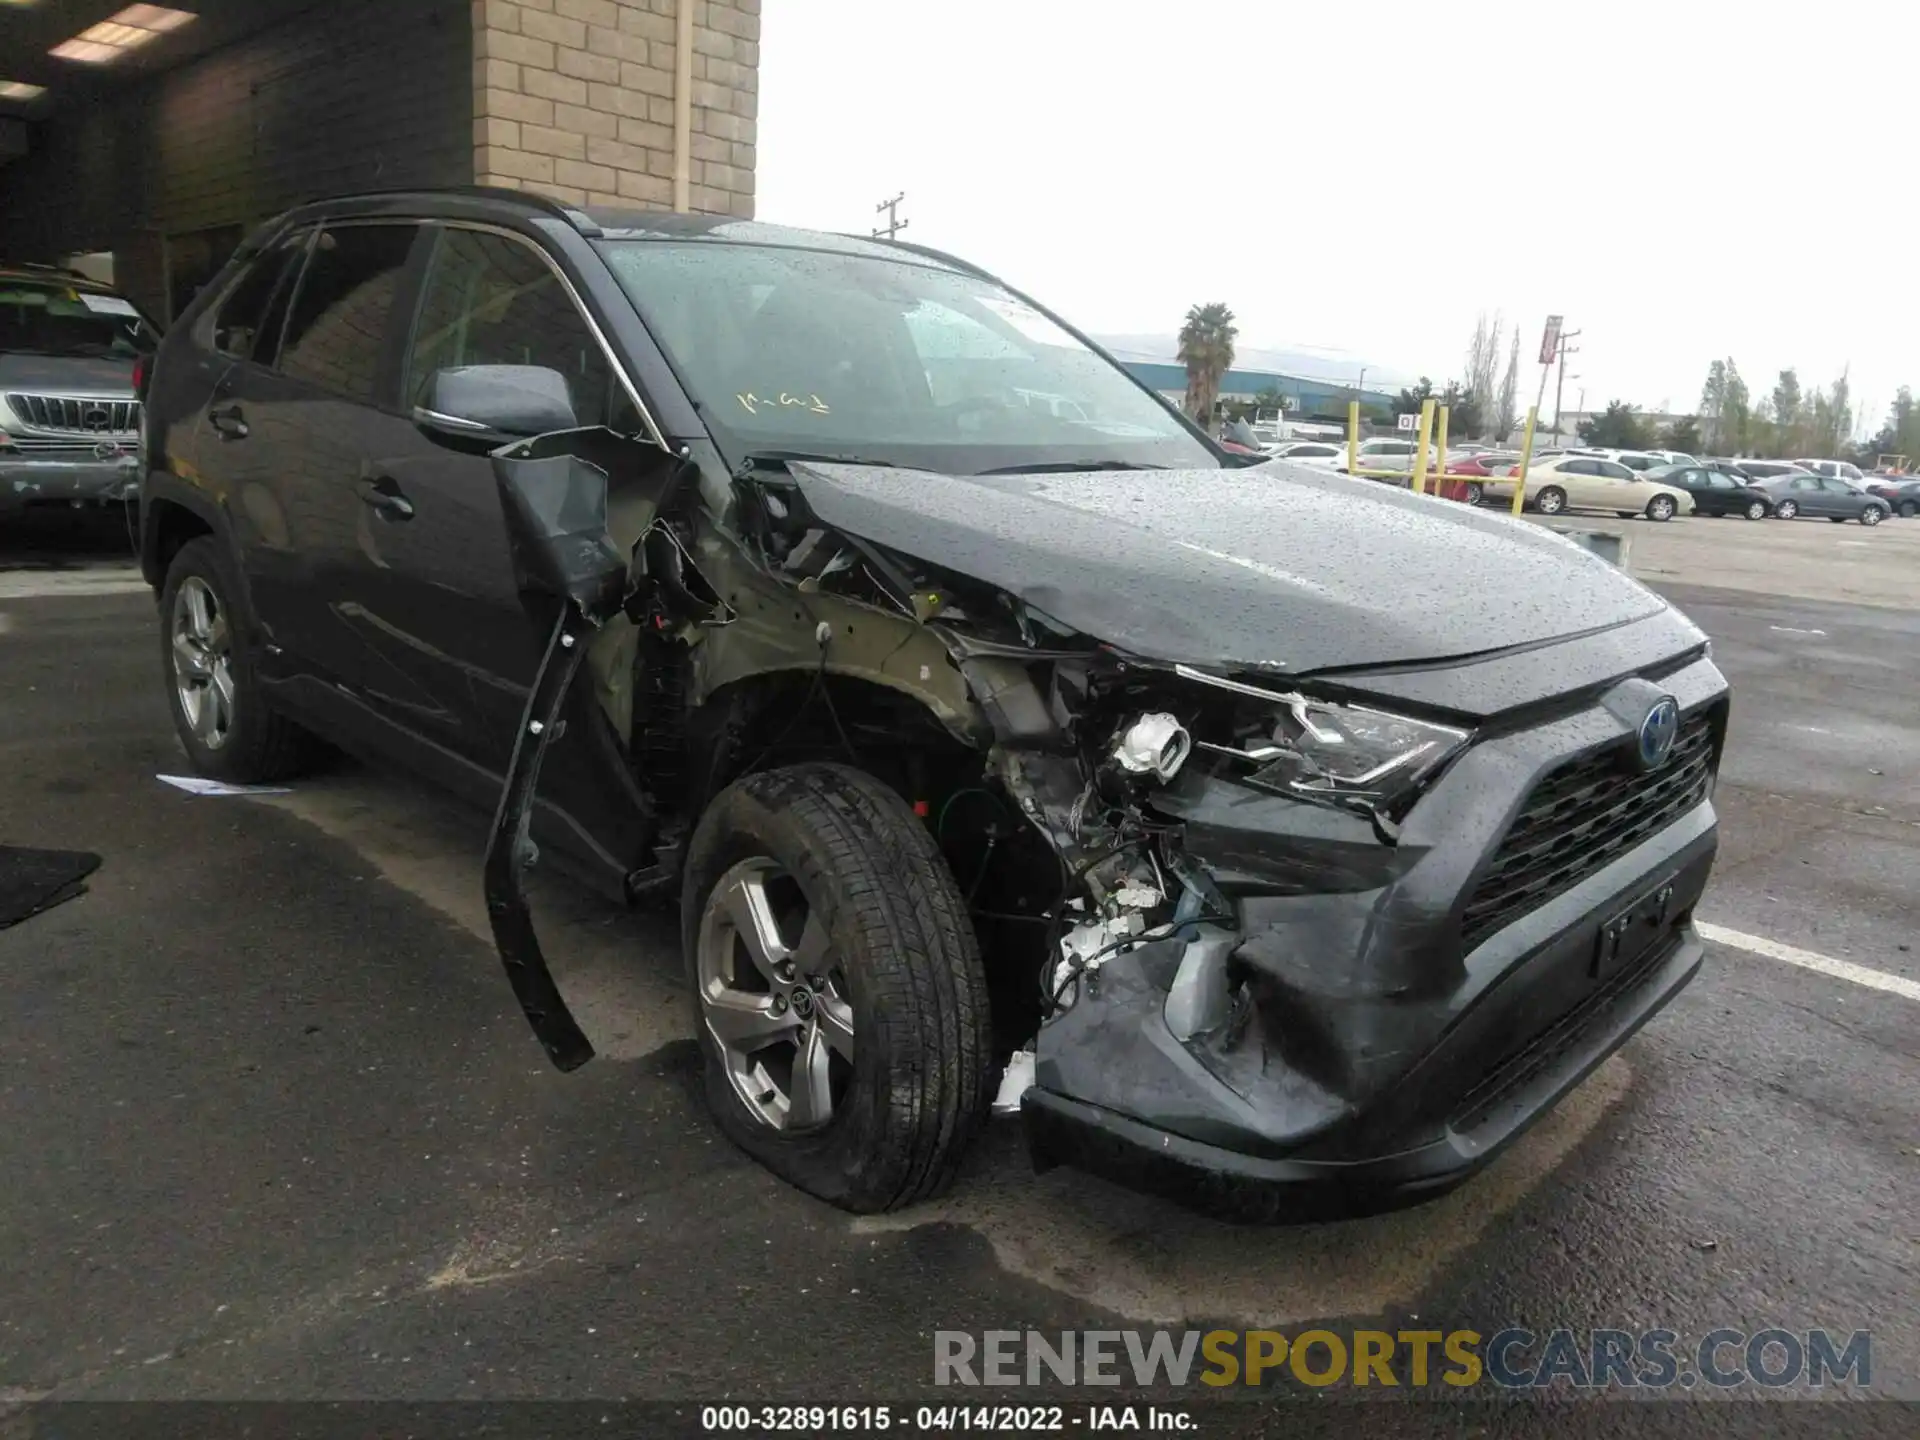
1,456,141,510
1020,656,1727,1222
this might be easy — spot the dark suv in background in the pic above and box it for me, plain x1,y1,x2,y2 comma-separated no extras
138,188,1727,1220
0,263,159,520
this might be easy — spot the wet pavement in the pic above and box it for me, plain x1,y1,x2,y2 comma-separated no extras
1,510,1915,1432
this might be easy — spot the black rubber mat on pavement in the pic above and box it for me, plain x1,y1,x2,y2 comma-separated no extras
0,846,103,929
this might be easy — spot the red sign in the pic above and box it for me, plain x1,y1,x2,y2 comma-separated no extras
1539,315,1564,366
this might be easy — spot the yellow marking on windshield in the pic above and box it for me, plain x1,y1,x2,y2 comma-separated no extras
737,391,831,416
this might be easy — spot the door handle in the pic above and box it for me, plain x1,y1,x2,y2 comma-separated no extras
357,476,415,521
207,402,249,441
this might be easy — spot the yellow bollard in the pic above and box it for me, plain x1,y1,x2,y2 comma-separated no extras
1435,405,1451,495
1509,406,1539,517
1347,400,1360,476
1410,398,1437,495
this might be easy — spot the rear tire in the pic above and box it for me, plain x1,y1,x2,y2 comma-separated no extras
1900,501,1917,518
1775,499,1799,519
1464,483,1484,506
160,537,324,784
681,763,993,1213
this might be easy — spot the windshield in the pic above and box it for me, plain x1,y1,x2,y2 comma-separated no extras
0,283,160,359
596,240,1218,473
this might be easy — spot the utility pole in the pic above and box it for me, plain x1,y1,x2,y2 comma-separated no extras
871,192,908,240
1553,330,1582,440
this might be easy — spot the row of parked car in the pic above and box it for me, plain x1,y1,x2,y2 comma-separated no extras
1263,437,1917,526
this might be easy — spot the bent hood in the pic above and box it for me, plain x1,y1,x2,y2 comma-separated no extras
784,461,1670,674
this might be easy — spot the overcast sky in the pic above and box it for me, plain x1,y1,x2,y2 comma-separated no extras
758,0,1914,434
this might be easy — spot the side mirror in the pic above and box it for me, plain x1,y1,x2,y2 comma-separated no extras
415,365,578,441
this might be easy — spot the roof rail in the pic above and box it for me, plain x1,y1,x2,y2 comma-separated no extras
299,184,604,237
860,233,992,281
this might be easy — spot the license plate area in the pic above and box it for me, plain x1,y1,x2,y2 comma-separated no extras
1593,876,1679,981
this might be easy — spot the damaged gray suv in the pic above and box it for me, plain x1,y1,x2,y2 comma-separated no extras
139,189,1727,1219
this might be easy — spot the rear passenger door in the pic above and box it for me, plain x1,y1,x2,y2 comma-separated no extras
201,221,422,690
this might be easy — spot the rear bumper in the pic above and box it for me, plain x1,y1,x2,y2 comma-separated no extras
0,456,141,509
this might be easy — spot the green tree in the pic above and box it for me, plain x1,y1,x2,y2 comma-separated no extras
1463,313,1504,439
1661,415,1704,453
1492,331,1521,442
1723,363,1753,453
1866,387,1920,466
1770,369,1804,455
1577,400,1651,448
1440,380,1484,441
1178,302,1238,426
1395,377,1435,419
1699,360,1728,451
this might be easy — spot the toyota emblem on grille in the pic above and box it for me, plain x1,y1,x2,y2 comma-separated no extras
1636,697,1680,770
82,406,113,432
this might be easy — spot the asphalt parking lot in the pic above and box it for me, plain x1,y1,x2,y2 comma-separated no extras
2,505,1916,1431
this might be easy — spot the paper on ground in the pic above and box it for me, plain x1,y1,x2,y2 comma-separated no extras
157,774,292,797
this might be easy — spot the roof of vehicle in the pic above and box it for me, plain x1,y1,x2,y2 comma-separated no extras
277,186,982,278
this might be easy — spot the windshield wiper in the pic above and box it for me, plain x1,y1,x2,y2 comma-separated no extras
738,450,896,471
974,460,1168,475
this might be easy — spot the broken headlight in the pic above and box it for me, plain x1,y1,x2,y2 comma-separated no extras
1197,688,1468,814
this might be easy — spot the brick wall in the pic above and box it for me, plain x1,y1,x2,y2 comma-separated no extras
470,0,757,217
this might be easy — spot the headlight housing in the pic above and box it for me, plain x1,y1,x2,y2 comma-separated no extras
1178,666,1469,817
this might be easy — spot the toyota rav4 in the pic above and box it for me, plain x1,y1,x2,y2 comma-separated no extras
139,189,1727,1219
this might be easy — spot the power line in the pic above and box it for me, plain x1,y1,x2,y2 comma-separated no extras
871,192,908,240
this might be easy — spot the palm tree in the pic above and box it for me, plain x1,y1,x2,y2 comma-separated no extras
1178,303,1238,428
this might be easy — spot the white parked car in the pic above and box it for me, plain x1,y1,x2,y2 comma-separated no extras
1591,448,1678,473
1265,439,1347,469
1478,454,1694,521
1794,458,1865,482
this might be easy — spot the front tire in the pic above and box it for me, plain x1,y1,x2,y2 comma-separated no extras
681,764,993,1213
1534,485,1567,515
160,537,322,784
1775,499,1799,519
1861,505,1885,526
1745,499,1768,520
1645,495,1676,522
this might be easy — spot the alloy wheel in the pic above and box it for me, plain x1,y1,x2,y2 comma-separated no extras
696,857,855,1132
1776,500,1798,519
1746,501,1766,520
171,576,235,751
1861,506,1883,526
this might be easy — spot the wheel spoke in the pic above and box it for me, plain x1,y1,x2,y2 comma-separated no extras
211,663,236,728
722,874,791,982
816,993,855,1062
790,911,830,975
702,987,799,1051
172,632,208,679
787,1022,833,1128
192,688,221,742
182,583,213,642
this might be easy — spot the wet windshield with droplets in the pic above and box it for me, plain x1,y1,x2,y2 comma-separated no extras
597,240,1220,474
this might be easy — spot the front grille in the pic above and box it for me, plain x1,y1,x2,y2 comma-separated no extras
1461,710,1717,950
5,393,140,435
3,436,114,455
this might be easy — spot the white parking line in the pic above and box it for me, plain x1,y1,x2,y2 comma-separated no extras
1698,921,1920,1002
0,568,149,599
1769,625,1827,636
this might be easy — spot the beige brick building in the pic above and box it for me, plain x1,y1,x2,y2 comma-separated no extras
472,0,759,218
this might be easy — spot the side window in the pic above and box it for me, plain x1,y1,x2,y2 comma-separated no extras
1789,476,1815,491
212,229,310,360
278,223,419,400
1563,459,1597,475
406,226,630,430
1604,462,1636,479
